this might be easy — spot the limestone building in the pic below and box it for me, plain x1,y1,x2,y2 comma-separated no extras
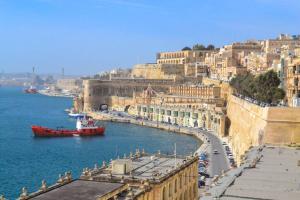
132,84,226,136
169,85,221,99
286,58,300,106
78,78,189,112
205,42,262,80
242,52,280,75
20,153,199,200
56,78,83,92
262,34,300,54
131,63,184,79
156,49,213,65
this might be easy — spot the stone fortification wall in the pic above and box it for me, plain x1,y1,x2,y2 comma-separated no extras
227,95,300,164
132,63,184,79
82,79,175,111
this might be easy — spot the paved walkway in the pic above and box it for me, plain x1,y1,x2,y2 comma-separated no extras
89,111,230,177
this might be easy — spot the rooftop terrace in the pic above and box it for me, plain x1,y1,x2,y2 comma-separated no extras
220,146,300,200
202,146,300,200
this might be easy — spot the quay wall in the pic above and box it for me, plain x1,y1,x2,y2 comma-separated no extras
227,95,300,164
88,111,209,154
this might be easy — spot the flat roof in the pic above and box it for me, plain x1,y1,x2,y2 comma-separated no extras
30,180,125,200
94,155,191,181
221,146,300,200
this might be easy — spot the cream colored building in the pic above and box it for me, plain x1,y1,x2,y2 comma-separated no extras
131,63,185,79
56,78,82,91
136,104,226,136
169,84,221,99
156,49,213,65
286,58,300,106
21,153,199,200
262,34,300,54
205,42,261,80
242,52,280,75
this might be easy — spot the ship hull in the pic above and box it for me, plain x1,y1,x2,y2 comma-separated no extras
31,126,105,137
24,89,38,94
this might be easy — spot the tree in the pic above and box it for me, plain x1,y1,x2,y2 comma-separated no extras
192,44,216,51
192,44,206,50
230,70,285,104
206,44,215,50
182,47,192,51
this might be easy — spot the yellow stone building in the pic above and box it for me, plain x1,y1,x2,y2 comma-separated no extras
205,42,261,80
286,58,300,106
21,153,199,200
131,84,226,136
262,34,300,54
242,52,280,75
56,78,83,92
169,85,221,99
156,49,212,65
131,63,184,79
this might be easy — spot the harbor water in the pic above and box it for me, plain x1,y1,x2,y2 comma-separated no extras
0,87,200,199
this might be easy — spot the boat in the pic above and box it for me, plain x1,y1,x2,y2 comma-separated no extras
68,108,85,118
24,86,38,94
31,118,105,137
68,112,85,118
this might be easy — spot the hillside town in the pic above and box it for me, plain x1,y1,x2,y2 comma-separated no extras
6,34,300,200
50,33,299,199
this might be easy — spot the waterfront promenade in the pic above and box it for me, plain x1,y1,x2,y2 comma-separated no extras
88,111,230,179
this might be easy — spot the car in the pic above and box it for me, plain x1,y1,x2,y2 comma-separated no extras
198,180,205,187
198,163,206,168
213,149,219,154
198,167,207,173
199,172,210,178
199,156,207,160
222,141,227,145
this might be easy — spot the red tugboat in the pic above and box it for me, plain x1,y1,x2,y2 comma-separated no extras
31,118,105,137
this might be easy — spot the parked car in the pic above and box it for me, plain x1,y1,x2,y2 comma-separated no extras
198,163,206,168
199,172,210,178
198,179,205,187
198,167,207,173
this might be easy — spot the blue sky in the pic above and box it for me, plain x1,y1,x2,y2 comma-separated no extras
0,0,299,75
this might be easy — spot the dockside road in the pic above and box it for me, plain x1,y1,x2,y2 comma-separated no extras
88,111,230,177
